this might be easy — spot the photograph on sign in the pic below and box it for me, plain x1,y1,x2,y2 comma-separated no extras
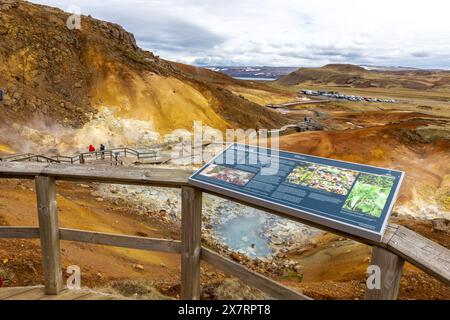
199,164,255,187
189,144,405,241
343,173,396,218
286,162,358,195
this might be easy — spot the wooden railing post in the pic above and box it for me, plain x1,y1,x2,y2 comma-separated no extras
181,186,202,300
365,246,404,300
35,176,63,295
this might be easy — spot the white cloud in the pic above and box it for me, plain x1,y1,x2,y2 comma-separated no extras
30,0,450,68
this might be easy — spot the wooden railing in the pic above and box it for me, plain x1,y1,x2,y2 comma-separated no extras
0,162,449,300
0,147,158,165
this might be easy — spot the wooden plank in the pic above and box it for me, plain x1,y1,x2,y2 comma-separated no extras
35,176,63,295
76,291,129,300
0,226,40,239
0,153,33,161
74,292,115,300
0,286,42,299
364,246,404,300
0,162,47,178
39,289,91,300
60,228,182,254
0,163,193,187
181,186,202,300
380,224,399,246
202,248,311,300
43,164,191,187
386,225,450,285
4,287,47,300
136,157,172,164
0,286,127,300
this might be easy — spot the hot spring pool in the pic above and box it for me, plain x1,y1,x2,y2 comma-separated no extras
215,215,273,258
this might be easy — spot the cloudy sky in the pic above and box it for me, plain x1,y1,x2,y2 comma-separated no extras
32,0,450,69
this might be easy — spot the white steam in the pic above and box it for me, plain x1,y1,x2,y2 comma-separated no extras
0,107,160,154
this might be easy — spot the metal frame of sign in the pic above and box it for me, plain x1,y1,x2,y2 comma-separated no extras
188,143,405,242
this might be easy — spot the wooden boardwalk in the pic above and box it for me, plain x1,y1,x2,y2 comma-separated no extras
0,286,128,300
266,99,331,109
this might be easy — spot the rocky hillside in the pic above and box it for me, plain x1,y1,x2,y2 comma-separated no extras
276,64,450,90
0,0,287,135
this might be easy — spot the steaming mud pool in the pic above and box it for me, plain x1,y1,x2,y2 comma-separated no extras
215,215,273,258
98,184,322,260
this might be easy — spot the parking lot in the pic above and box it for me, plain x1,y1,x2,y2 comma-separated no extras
301,89,398,103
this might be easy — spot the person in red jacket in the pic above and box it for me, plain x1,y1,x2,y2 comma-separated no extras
89,144,95,152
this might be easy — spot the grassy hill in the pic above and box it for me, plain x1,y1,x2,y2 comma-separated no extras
276,64,450,91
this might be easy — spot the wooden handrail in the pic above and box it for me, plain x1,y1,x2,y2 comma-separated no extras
0,162,191,187
59,228,182,254
1,147,158,165
201,247,311,300
0,226,40,238
384,225,450,285
0,153,34,161
0,162,449,300
1,142,218,165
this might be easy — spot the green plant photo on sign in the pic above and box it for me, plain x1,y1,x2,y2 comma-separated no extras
343,173,395,218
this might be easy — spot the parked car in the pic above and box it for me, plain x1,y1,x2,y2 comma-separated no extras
300,89,397,104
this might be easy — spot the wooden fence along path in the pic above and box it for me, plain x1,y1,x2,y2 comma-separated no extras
0,142,216,166
0,162,449,300
266,99,331,109
0,147,162,165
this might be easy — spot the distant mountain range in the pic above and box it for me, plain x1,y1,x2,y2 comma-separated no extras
205,65,448,81
275,64,450,90
205,66,299,80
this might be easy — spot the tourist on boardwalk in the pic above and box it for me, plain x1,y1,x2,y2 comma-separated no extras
89,144,95,152
100,144,105,159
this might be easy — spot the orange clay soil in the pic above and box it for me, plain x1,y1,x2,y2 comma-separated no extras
279,223,450,300
276,120,450,206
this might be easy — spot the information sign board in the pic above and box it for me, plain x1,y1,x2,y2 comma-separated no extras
189,144,404,241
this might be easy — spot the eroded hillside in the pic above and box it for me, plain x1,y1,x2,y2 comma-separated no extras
0,0,289,142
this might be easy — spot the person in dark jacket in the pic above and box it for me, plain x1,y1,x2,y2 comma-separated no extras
100,144,105,159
